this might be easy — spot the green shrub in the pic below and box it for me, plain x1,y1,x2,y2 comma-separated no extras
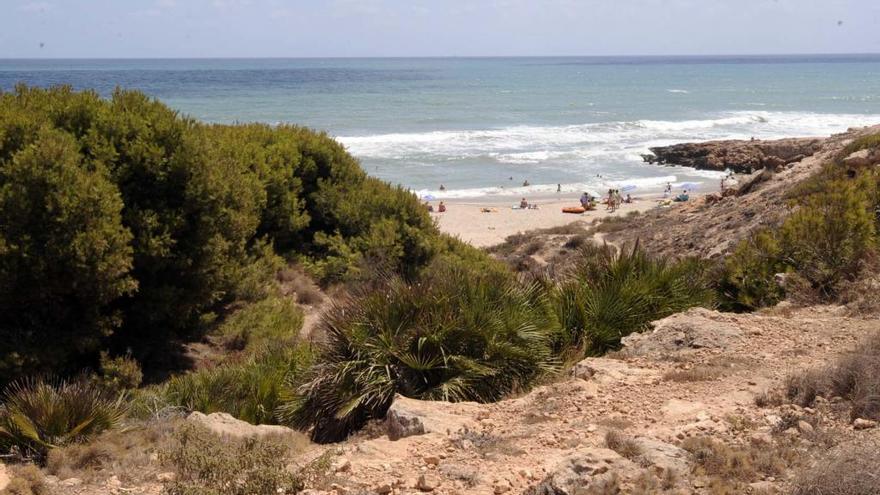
718,230,786,311
160,422,306,495
96,352,143,394
0,378,127,462
779,180,875,297
162,345,313,425
842,132,880,156
284,259,558,442
216,295,304,353
553,244,715,355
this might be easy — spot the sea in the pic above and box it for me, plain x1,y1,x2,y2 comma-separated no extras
3,55,880,199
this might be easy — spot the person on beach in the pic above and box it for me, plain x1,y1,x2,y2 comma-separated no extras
424,201,434,212
625,194,633,204
520,197,529,209
606,189,614,211
557,183,562,193
439,184,446,191
523,180,530,187
674,190,689,202
664,182,672,197
580,192,591,208
438,201,447,212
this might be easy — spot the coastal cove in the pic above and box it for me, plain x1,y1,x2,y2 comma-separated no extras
3,55,880,199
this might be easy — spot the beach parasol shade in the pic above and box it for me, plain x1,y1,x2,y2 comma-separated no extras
620,184,637,192
422,194,436,201
679,182,700,190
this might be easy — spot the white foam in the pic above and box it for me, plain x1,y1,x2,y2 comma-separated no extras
667,89,690,94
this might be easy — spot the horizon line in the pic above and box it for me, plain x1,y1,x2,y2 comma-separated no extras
2,52,880,61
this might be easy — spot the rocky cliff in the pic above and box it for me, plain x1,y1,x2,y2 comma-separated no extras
643,137,825,173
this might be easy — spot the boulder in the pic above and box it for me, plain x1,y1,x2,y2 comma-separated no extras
621,308,742,356
386,395,479,440
643,137,822,173
853,418,878,430
842,149,880,168
571,358,657,385
525,448,635,495
633,437,690,474
186,411,297,439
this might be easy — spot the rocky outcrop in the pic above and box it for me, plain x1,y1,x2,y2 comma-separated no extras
643,137,823,172
621,308,743,356
385,395,478,440
186,411,297,439
525,448,635,495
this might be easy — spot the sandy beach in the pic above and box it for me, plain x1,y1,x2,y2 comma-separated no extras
432,192,681,247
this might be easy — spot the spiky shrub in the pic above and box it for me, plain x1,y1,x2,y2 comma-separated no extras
553,244,715,355
162,345,313,425
284,260,558,442
0,378,127,462
717,230,786,312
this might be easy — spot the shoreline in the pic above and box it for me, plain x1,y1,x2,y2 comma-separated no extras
431,190,702,247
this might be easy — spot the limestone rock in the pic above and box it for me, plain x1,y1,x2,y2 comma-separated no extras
643,137,822,172
386,395,478,440
633,437,690,473
0,464,9,491
571,358,656,385
842,148,880,167
621,308,742,356
417,473,441,491
853,418,878,430
60,478,83,487
525,448,635,495
186,411,296,439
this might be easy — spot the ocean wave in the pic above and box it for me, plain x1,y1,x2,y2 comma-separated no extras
414,175,690,200
667,89,690,94
338,111,880,163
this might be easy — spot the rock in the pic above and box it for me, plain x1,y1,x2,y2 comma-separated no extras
332,457,352,473
621,308,742,355
186,411,296,439
853,418,878,430
524,448,635,495
417,473,441,492
633,437,690,474
797,420,814,435
375,483,393,494
423,455,441,466
749,481,778,493
60,478,83,487
750,432,773,446
571,358,657,385
0,464,9,491
643,137,822,172
156,472,177,483
386,395,478,440
842,148,880,167
494,480,512,494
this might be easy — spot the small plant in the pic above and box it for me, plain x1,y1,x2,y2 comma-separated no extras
160,422,306,495
791,439,880,495
96,351,143,394
285,259,558,442
216,295,305,353
604,429,641,460
0,378,127,462
4,464,48,495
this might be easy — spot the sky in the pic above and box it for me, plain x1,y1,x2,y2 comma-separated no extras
1,0,878,58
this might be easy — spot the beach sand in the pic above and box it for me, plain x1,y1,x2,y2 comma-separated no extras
432,192,680,247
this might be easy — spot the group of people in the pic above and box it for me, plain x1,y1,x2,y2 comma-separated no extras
425,200,446,213
604,189,632,212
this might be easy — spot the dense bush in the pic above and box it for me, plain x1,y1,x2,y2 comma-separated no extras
722,173,877,309
216,295,304,352
717,230,785,311
285,259,558,442
161,345,313,425
0,85,466,382
553,244,715,355
0,378,127,462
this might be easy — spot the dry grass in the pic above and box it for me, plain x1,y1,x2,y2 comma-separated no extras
791,439,880,495
46,418,179,484
4,464,48,495
604,429,642,460
632,468,678,494
682,436,795,490
784,331,880,421
277,266,324,305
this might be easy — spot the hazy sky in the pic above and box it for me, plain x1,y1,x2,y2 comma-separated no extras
2,0,878,58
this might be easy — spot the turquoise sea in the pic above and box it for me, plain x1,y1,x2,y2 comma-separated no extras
2,55,880,198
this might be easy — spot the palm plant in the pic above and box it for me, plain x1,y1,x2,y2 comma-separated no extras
0,378,127,461
282,260,558,442
554,243,715,355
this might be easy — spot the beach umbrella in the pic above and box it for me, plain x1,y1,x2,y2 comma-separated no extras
422,194,436,201
679,182,700,190
620,184,637,192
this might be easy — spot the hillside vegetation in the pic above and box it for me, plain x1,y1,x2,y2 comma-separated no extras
0,85,490,384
